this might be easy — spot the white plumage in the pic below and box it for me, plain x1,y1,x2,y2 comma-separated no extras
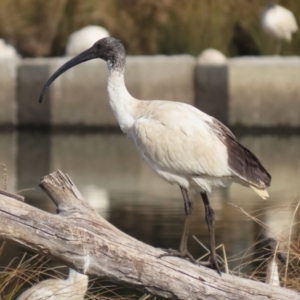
131,102,233,191
17,268,88,300
39,37,271,274
65,25,110,56
261,4,298,54
106,80,269,198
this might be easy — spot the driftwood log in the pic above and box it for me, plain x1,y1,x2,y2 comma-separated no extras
0,170,299,300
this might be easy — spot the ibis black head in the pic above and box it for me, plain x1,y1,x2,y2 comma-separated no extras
39,37,126,103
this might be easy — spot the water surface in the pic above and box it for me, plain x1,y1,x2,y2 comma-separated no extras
1,130,299,275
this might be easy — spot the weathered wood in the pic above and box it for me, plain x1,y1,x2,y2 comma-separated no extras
0,189,24,202
0,170,299,300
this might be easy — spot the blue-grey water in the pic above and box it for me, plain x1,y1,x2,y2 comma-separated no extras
1,130,299,283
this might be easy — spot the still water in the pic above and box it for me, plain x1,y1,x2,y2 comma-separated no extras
1,129,300,275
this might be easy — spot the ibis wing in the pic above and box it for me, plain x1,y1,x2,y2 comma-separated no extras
132,99,270,190
210,118,271,189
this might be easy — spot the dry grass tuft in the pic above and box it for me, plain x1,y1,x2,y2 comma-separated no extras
0,246,52,299
0,243,139,299
228,201,300,292
193,200,300,293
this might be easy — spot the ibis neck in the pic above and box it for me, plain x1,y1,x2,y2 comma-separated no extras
107,68,137,133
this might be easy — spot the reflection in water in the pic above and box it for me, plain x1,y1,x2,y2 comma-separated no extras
81,185,110,219
0,131,16,191
264,206,294,240
1,131,300,274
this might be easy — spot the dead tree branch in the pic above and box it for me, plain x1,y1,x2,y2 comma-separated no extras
0,170,298,299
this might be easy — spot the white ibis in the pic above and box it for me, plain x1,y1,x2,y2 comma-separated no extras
261,4,298,55
39,37,271,275
16,268,88,300
65,25,110,56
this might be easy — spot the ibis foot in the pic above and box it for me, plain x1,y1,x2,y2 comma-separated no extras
159,248,222,276
197,258,222,276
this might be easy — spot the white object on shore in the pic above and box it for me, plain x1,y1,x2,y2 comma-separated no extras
197,48,227,65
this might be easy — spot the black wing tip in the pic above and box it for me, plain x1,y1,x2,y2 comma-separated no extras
258,170,271,189
264,171,272,187
227,140,272,188
211,119,271,188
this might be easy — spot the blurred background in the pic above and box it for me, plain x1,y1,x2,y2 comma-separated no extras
1,0,300,298
0,0,299,58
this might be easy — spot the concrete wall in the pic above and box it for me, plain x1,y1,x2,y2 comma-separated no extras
195,65,229,125
1,55,300,128
0,57,18,127
18,59,51,126
229,57,300,127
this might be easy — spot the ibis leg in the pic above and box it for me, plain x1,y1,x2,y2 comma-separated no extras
178,187,194,261
159,187,196,263
200,192,221,275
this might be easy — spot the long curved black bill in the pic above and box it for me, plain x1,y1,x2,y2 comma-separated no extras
39,47,98,103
